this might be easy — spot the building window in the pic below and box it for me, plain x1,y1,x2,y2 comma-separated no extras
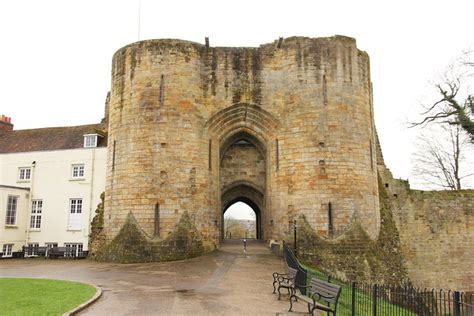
64,243,83,257
5,195,18,225
83,134,98,148
25,243,39,256
18,167,31,181
30,200,42,229
71,164,85,179
2,244,13,257
45,243,58,257
68,199,82,230
45,242,58,249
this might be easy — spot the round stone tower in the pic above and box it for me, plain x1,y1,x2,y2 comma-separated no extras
101,36,380,261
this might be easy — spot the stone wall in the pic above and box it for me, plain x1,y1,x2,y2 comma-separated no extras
220,142,265,192
394,190,473,291
377,147,474,291
101,35,380,260
296,176,408,285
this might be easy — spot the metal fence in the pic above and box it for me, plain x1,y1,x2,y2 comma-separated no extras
283,243,473,315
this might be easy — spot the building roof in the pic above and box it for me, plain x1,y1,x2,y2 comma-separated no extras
0,123,107,153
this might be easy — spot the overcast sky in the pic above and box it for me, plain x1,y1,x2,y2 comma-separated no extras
1,0,473,199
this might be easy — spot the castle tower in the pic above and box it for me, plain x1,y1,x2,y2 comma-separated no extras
102,36,379,260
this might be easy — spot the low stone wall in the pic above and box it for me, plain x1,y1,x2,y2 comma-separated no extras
378,163,474,291
392,189,474,291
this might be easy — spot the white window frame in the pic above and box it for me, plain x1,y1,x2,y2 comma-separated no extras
64,243,83,257
5,195,18,226
68,198,82,230
71,164,85,179
45,242,58,249
83,134,98,148
30,199,42,229
2,244,13,257
18,167,31,181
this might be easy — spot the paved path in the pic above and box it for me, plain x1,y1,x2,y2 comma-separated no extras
0,240,309,315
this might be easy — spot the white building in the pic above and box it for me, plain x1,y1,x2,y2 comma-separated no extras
0,116,107,258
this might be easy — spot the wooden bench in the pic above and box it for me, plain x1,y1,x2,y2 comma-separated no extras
273,267,298,299
272,264,291,294
48,247,76,258
289,277,342,315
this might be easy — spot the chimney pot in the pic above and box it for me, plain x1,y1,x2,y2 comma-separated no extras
0,114,13,131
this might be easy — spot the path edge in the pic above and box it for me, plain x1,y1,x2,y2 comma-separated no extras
63,284,103,316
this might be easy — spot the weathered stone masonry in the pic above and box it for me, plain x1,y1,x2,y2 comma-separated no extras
93,35,474,292
101,36,380,259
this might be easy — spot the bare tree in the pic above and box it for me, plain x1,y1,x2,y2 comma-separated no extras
413,51,474,137
224,216,245,239
412,124,473,190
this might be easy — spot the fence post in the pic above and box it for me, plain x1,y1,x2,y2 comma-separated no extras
372,284,377,316
351,282,356,316
453,291,461,316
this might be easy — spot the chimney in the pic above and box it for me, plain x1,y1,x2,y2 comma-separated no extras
0,115,14,131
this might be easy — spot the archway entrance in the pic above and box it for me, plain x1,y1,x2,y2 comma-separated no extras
223,201,257,239
206,103,280,244
219,131,266,240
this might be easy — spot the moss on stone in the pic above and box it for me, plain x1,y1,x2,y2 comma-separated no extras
88,192,105,257
93,211,206,263
294,173,408,285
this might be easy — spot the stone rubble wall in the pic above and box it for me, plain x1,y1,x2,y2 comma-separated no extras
377,143,474,291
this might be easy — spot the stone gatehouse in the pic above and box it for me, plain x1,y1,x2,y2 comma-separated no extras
101,35,380,256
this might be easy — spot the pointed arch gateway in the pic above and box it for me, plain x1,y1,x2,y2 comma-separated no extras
206,103,280,241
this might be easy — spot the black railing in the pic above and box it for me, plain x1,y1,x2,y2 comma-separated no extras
283,242,307,295
282,243,473,315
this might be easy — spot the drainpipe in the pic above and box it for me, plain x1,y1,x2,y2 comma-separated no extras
25,161,36,249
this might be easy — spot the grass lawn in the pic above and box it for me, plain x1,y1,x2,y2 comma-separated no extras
303,265,417,316
0,278,97,315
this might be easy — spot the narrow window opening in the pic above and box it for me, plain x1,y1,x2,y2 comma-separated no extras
112,140,116,171
159,75,165,106
323,74,328,106
154,203,160,237
370,140,374,171
276,139,279,171
385,183,389,188
208,139,212,170
328,202,333,237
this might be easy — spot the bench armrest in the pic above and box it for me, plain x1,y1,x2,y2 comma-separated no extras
277,275,294,283
310,292,322,302
273,272,289,279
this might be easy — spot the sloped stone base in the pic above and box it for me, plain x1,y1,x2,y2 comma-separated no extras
93,212,209,263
